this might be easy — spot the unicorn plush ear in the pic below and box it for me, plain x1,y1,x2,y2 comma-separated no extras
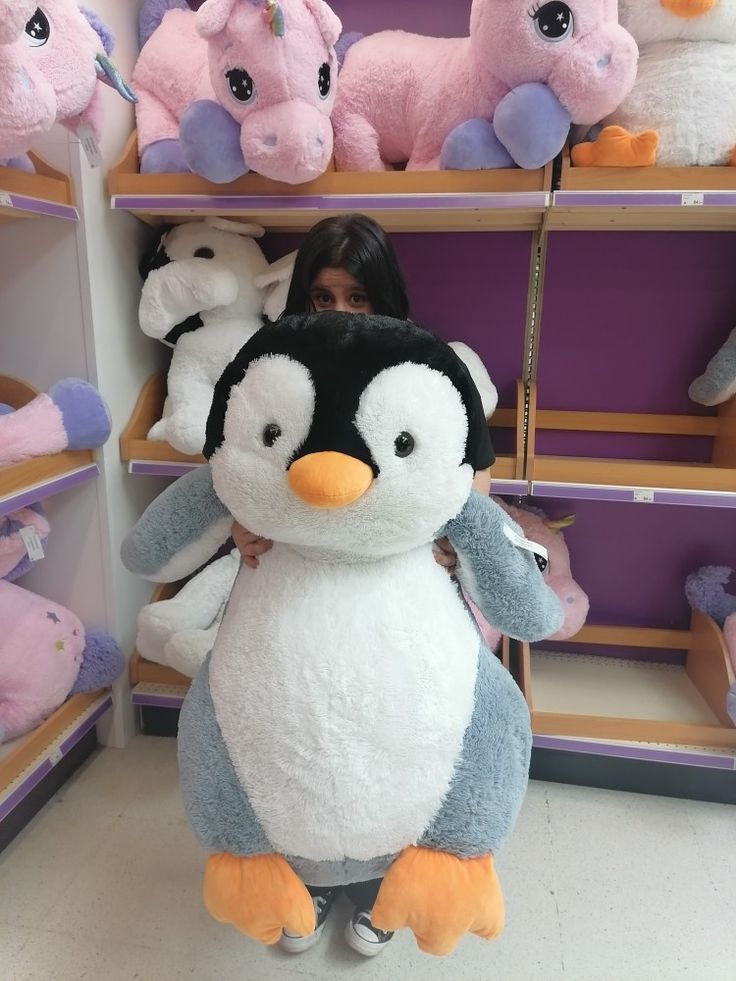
196,0,240,38
303,0,342,47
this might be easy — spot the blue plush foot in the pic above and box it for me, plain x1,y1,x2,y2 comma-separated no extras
48,379,112,451
140,139,190,174
689,328,736,407
70,631,124,694
1,154,35,173
180,100,249,184
441,119,515,171
493,82,571,170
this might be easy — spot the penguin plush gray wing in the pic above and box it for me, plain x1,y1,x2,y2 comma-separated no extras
121,466,232,582
443,491,564,642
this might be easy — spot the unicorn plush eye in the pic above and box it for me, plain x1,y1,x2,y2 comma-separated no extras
226,68,256,104
24,8,50,47
318,63,331,100
532,2,573,42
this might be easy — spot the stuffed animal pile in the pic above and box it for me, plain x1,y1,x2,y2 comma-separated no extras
0,0,135,172
122,311,565,956
131,0,641,180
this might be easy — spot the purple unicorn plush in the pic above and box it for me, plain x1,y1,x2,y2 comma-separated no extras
134,0,342,184
333,0,638,171
0,0,136,172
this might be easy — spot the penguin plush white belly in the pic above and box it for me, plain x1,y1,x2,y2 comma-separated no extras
609,40,736,166
210,544,479,863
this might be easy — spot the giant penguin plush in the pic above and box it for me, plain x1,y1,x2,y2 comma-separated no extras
122,312,563,957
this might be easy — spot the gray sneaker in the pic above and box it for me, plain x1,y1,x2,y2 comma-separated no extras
279,887,340,954
345,908,395,957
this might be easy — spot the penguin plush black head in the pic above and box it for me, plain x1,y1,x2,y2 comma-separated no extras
204,312,495,558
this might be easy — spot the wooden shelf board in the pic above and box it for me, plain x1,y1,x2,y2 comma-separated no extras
131,682,189,710
550,156,736,231
0,154,78,222
108,132,550,233
522,612,736,750
0,692,112,821
0,452,99,516
530,457,736,499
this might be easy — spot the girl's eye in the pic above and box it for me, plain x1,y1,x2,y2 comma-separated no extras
350,294,367,306
313,293,332,307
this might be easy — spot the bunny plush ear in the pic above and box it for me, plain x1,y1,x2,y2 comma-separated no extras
196,0,240,38
205,217,265,238
303,0,342,47
255,250,297,289
0,1,36,44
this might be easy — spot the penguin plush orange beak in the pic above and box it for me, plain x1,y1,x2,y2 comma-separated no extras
660,0,719,17
288,451,374,510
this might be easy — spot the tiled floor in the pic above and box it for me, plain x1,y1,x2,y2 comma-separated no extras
1,735,734,981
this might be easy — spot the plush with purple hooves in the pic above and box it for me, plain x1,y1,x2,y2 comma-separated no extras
685,566,736,628
0,580,124,742
140,138,190,174
441,84,571,171
180,100,249,184
134,0,342,184
0,379,112,467
465,499,589,652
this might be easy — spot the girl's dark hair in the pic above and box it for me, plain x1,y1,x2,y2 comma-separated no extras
283,214,410,320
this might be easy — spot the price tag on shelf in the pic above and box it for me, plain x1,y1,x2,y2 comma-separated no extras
48,747,63,766
20,527,45,562
681,192,704,207
0,192,12,208
634,488,655,504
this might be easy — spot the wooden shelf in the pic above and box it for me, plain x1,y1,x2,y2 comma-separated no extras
518,611,736,750
108,132,550,233
0,377,99,516
526,383,736,506
121,373,526,481
0,154,78,223
548,151,736,232
120,373,205,476
0,691,112,822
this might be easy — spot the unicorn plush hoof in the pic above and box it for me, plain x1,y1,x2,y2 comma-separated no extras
180,101,249,184
440,120,514,171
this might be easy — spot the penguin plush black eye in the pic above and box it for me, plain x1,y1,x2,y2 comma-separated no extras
535,553,549,574
194,247,215,259
532,2,573,42
263,423,282,447
394,432,415,458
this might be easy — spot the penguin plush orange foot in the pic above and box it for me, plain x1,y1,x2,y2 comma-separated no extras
572,125,659,167
204,852,315,944
372,846,505,957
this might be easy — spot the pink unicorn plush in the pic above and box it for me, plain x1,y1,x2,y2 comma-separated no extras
465,500,589,651
134,0,342,184
0,0,136,172
334,0,638,171
0,580,123,742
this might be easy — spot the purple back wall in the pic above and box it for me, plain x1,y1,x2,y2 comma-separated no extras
536,233,736,461
263,232,531,410
188,0,472,34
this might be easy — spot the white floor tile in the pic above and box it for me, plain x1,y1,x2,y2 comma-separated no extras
1,735,734,981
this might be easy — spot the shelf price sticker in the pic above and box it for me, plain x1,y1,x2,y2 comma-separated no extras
681,192,704,207
48,746,63,766
634,488,655,504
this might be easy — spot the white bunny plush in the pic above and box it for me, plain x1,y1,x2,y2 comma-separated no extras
139,218,270,456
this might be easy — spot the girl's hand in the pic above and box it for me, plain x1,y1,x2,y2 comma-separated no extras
232,522,273,570
433,537,458,573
